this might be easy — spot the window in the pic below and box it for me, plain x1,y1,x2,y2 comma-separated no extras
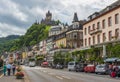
97,34,100,44
73,33,77,39
97,22,100,29
109,31,112,41
108,17,112,26
93,36,95,45
102,19,105,29
74,43,77,48
115,29,119,39
88,26,91,34
84,28,87,35
85,39,87,46
103,33,106,42
115,14,119,24
69,34,72,39
92,24,95,30
89,37,91,46
80,32,83,39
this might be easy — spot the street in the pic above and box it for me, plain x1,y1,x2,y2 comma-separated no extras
23,66,120,82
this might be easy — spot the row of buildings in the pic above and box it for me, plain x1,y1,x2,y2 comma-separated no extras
26,0,120,64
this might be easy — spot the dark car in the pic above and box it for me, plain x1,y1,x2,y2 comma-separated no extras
75,63,87,72
56,64,64,69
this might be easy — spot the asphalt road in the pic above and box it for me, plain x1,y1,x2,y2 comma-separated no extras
23,66,120,82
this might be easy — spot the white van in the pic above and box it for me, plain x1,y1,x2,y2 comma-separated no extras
68,61,78,71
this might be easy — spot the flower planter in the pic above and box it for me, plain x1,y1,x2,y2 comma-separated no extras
16,76,23,79
15,71,24,79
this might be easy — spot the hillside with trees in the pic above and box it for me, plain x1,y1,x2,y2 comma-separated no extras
0,35,20,54
0,24,50,54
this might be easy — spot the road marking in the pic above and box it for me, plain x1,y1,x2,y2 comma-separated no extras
43,71,47,73
48,73,55,75
0,74,3,78
62,76,71,79
56,76,63,80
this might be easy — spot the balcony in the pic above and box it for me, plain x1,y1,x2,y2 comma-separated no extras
90,28,102,35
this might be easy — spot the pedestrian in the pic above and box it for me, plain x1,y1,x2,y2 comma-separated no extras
110,70,116,78
114,66,119,78
12,64,16,75
6,63,12,76
3,63,7,76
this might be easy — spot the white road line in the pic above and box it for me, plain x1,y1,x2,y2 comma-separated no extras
56,76,63,80
43,71,47,73
48,73,55,75
62,76,71,79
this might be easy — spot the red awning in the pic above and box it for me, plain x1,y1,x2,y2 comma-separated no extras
42,62,48,65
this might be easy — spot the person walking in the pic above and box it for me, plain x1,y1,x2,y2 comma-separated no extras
6,63,12,76
12,64,16,75
3,63,7,76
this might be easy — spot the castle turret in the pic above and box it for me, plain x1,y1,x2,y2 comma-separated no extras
72,12,78,23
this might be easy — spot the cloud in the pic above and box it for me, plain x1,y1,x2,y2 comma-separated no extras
0,0,118,37
0,22,26,37
0,0,28,22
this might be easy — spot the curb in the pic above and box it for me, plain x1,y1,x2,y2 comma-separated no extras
0,74,3,78
23,70,30,82
21,66,30,82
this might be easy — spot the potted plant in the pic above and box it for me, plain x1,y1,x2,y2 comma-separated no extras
15,66,24,79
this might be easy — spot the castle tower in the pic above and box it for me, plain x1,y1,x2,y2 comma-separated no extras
45,10,52,21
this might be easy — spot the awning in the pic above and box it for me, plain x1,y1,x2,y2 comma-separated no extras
117,59,120,62
42,62,48,65
104,58,119,62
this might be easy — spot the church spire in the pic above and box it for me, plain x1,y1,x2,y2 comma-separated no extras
72,12,78,23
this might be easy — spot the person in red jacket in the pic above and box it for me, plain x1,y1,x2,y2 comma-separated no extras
110,70,116,78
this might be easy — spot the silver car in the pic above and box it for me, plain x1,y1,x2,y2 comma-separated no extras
95,64,109,74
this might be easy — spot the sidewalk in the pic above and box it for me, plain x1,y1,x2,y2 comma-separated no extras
0,75,24,82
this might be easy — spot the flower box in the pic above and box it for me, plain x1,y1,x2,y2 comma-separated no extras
15,72,24,79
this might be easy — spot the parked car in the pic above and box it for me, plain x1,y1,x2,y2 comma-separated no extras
41,62,49,67
75,63,87,72
95,64,109,74
29,61,36,67
56,64,64,69
84,64,95,73
68,61,78,71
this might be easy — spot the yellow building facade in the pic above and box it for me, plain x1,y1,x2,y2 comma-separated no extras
55,32,67,48
55,38,66,48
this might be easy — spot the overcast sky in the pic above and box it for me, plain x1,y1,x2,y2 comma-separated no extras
0,0,118,37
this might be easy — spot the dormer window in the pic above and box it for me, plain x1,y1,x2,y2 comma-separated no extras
106,6,112,11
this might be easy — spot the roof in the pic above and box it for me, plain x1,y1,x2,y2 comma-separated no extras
72,12,79,22
50,26,62,31
84,0,120,25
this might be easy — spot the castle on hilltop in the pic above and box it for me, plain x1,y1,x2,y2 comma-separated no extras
41,11,57,26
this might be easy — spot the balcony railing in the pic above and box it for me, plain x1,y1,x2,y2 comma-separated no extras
90,28,102,35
